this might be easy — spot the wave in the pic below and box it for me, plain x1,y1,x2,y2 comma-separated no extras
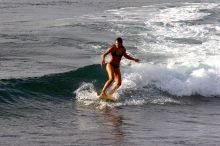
122,60,220,97
0,64,107,104
1,60,220,106
1,2,220,107
75,57,220,108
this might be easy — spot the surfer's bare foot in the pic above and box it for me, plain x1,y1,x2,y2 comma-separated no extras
98,92,106,97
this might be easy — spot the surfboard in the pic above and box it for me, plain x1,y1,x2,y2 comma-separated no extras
97,93,117,102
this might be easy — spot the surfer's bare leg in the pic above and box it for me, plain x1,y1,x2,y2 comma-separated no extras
100,63,114,96
109,68,121,95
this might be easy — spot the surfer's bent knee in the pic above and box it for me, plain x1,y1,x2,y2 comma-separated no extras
116,81,121,87
108,78,114,83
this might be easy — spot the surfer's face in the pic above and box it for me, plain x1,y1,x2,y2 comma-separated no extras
115,41,122,48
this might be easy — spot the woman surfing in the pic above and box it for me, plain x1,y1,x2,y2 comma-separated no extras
99,37,140,99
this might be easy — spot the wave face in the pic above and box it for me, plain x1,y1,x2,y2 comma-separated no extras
0,65,107,104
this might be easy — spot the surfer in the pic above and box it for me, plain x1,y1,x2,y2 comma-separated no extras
99,37,139,97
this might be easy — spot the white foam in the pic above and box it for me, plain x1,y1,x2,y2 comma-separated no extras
74,82,98,103
100,3,220,65
120,61,220,97
147,3,216,23
74,82,167,107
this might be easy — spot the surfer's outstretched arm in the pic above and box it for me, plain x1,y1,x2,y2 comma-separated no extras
123,50,140,63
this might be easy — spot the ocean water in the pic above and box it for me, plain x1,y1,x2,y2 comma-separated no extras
1,0,220,145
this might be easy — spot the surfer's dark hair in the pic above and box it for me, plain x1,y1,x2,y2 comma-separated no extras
116,37,123,44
